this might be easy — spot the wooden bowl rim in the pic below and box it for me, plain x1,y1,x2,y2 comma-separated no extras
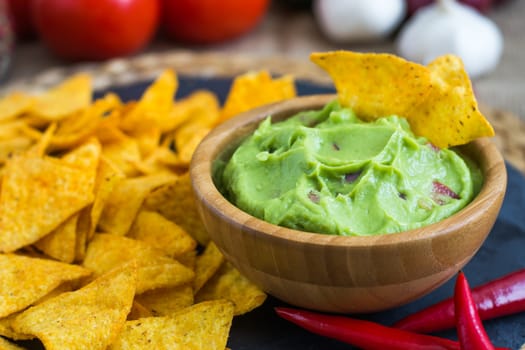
190,94,507,249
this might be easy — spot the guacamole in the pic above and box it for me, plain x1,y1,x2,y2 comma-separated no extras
217,101,482,236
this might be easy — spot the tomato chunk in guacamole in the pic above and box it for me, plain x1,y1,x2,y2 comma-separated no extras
216,101,482,236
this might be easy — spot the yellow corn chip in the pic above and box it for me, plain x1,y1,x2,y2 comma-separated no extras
0,312,32,341
144,173,210,245
136,284,194,316
33,214,78,263
128,127,161,158
26,122,56,157
409,55,495,148
109,300,234,350
101,136,142,177
120,69,178,132
196,262,266,315
134,258,195,294
128,210,197,258
0,155,95,252
0,254,91,318
177,249,197,270
163,90,221,132
175,125,211,166
83,234,194,293
98,173,177,236
79,156,124,245
310,51,494,148
219,70,296,123
127,301,153,320
0,137,32,165
49,93,121,151
0,92,34,123
12,264,137,350
83,233,169,272
310,51,433,121
30,74,92,121
193,242,225,293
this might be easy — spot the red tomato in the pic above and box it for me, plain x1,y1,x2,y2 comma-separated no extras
6,0,36,40
32,0,160,60
161,0,270,44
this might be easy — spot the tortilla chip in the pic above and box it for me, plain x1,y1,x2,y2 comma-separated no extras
144,173,210,245
0,137,32,165
98,173,177,236
127,301,153,320
82,234,194,294
33,214,78,263
12,264,136,350
26,122,56,157
0,155,95,252
134,257,195,294
120,69,178,132
163,90,221,133
128,210,197,258
30,74,92,121
175,125,211,166
196,262,266,315
49,93,120,151
219,70,296,123
193,242,224,293
0,92,34,123
101,136,142,177
80,156,124,244
83,233,169,272
109,300,234,350
0,312,32,341
0,254,91,318
410,55,495,148
311,51,433,121
136,285,194,316
310,51,494,148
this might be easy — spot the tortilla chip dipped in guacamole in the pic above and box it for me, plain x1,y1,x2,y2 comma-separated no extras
310,51,494,149
217,51,490,236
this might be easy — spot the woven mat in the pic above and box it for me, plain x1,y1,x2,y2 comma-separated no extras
2,50,525,174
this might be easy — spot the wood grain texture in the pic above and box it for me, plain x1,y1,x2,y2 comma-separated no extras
190,95,507,313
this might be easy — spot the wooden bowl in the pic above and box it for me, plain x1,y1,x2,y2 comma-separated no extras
190,95,507,313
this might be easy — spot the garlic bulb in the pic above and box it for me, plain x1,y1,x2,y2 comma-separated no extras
314,0,406,43
397,0,503,78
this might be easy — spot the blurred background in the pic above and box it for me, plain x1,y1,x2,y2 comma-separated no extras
0,0,524,119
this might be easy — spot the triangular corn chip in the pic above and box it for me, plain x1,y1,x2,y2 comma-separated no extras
98,173,177,236
12,264,137,350
0,254,91,318
196,262,266,316
310,51,494,147
30,74,92,121
128,210,197,258
219,70,296,123
109,300,234,350
0,155,95,252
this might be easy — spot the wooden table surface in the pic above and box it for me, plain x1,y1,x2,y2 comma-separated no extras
2,1,525,120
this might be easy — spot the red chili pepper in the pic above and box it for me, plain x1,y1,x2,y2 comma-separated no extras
394,268,525,333
275,307,461,350
455,271,497,350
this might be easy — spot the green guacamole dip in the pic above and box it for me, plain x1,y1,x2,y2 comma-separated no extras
216,101,482,236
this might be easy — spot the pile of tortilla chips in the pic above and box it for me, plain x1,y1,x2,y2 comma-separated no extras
0,69,296,349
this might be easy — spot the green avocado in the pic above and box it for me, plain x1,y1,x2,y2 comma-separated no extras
216,100,482,236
